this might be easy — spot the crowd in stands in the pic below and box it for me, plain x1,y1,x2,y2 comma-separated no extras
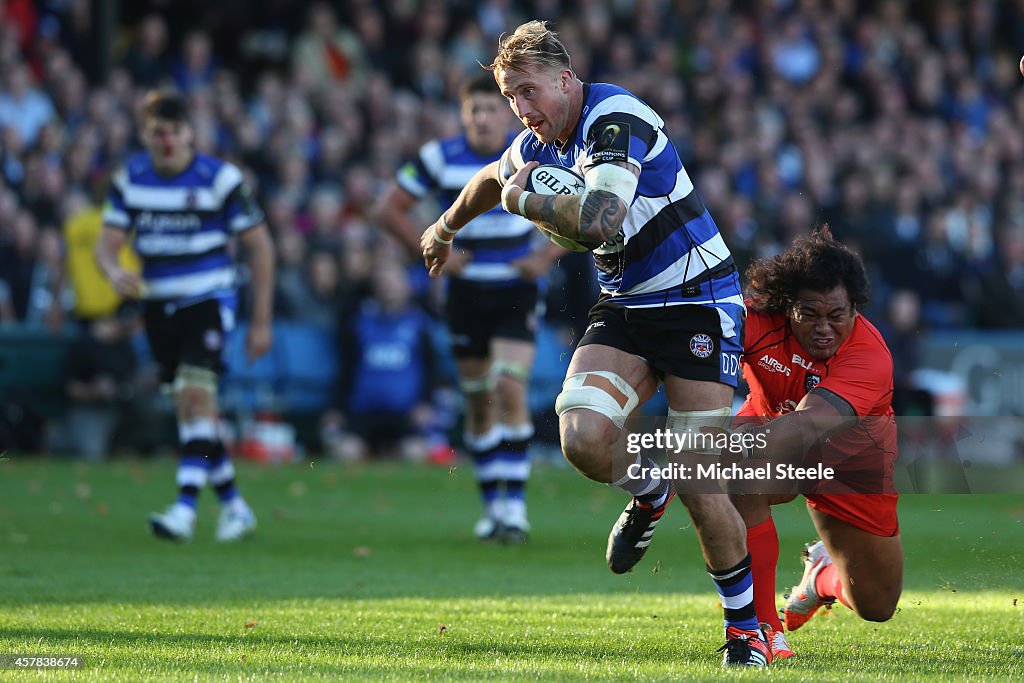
2,0,1023,454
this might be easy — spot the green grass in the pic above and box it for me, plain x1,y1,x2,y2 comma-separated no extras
0,457,1021,681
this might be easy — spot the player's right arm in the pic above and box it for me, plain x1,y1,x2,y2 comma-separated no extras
420,159,503,277
373,182,426,256
502,108,644,245
97,169,143,298
740,389,859,463
96,226,142,298
504,160,637,245
740,330,892,463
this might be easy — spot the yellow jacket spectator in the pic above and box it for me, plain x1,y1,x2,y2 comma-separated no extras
64,201,140,320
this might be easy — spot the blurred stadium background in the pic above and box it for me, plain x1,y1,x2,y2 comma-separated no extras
1,0,1024,463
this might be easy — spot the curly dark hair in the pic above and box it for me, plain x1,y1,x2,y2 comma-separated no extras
744,226,870,314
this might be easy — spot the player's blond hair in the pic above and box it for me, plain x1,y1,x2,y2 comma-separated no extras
487,21,571,75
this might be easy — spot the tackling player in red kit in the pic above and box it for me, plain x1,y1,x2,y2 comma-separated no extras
607,228,903,660
732,227,902,658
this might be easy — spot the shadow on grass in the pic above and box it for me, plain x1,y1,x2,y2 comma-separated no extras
1,622,1019,680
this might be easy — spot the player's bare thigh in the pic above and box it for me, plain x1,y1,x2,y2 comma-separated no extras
558,343,658,482
662,375,734,412
809,505,903,622
661,375,748,566
661,375,734,493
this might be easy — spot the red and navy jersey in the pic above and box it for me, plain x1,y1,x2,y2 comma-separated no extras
739,307,897,491
740,308,894,419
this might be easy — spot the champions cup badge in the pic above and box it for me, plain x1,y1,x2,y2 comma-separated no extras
689,333,714,358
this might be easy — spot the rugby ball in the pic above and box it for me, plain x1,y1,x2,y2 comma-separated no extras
524,164,597,252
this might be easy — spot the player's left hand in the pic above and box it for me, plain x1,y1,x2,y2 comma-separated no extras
421,219,452,277
505,161,539,193
246,319,273,362
502,162,539,214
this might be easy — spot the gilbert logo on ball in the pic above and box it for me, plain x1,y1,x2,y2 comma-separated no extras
527,165,586,195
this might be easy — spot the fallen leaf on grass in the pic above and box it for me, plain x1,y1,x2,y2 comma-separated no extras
353,546,372,558
245,621,258,629
438,625,447,634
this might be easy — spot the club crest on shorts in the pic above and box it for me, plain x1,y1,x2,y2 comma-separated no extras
805,372,821,392
689,333,714,359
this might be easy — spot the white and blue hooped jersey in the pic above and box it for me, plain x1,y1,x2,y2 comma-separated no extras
398,132,536,286
103,152,264,307
500,83,744,339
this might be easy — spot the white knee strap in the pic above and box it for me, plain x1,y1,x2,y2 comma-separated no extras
555,371,640,429
493,360,530,384
173,364,219,394
460,372,497,394
666,407,733,455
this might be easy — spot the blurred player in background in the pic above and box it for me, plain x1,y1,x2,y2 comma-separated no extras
375,75,564,543
420,22,768,666
97,90,275,542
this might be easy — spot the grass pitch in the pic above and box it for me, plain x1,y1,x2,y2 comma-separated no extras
0,457,1021,681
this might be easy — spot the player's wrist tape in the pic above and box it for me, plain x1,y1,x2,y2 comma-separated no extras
517,190,532,217
432,227,454,245
500,182,520,214
438,216,457,236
